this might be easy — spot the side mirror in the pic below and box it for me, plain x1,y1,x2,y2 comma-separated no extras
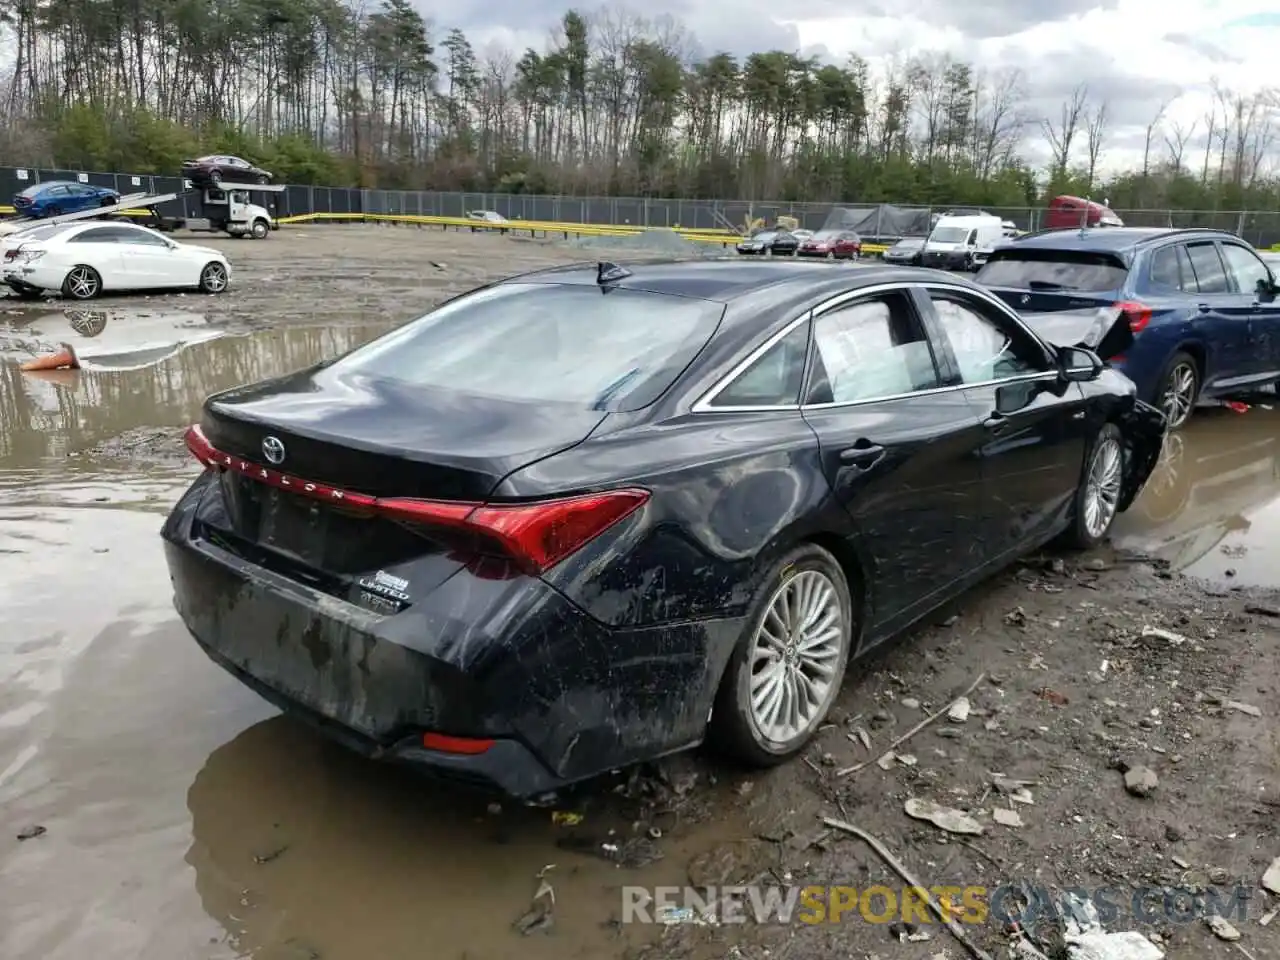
1058,345,1104,382
1256,276,1278,302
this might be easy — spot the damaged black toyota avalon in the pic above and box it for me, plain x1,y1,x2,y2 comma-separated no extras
162,259,1166,799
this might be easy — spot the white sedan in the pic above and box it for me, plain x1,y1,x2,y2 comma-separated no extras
2,221,231,301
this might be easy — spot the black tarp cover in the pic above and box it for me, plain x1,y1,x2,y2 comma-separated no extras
820,204,932,238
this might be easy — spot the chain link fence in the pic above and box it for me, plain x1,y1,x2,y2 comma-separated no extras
2,165,1277,247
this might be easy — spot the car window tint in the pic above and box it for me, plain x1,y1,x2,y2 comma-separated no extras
976,251,1128,292
710,324,809,407
1184,242,1230,294
1149,245,1185,291
809,295,940,404
931,296,1042,383
117,226,168,246
327,282,724,412
70,227,119,243
1220,244,1271,295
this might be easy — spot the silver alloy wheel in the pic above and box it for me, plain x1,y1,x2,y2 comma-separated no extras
1083,433,1124,539
201,263,228,293
749,569,845,744
66,266,99,299
251,219,268,239
1161,362,1197,428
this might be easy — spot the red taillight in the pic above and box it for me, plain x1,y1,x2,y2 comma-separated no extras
421,733,494,755
378,489,649,573
182,423,650,573
1116,300,1152,333
185,424,217,465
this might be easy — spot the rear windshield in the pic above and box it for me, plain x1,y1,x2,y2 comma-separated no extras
327,282,724,411
11,223,76,240
976,250,1129,292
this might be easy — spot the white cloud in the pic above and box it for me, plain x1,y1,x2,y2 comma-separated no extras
788,0,1280,174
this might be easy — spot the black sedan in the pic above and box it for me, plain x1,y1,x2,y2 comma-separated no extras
181,154,273,187
882,236,926,266
162,260,1165,799
736,230,800,256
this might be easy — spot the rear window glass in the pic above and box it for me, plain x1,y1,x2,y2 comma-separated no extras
976,251,1128,292
327,282,724,411
11,223,76,240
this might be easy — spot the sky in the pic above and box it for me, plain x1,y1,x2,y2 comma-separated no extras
435,0,1280,177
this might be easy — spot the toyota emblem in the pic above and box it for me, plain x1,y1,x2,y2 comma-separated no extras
261,435,286,465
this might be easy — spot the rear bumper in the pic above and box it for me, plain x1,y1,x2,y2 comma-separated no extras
162,474,739,798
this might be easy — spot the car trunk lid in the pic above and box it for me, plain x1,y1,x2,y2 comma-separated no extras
978,247,1131,314
193,368,611,598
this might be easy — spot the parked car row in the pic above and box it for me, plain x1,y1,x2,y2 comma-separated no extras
737,229,862,259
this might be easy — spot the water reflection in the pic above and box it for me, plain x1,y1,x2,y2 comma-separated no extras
1113,407,1280,584
0,321,394,468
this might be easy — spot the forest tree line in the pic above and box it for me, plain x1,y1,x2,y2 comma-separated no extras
0,0,1277,211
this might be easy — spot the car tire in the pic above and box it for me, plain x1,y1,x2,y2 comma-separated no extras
209,170,222,186
198,261,229,294
709,543,854,767
1064,422,1126,549
1155,351,1199,430
250,218,269,239
61,264,102,301
45,205,62,217
256,174,269,184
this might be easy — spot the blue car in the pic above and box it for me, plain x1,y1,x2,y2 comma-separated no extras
977,228,1280,428
12,180,121,218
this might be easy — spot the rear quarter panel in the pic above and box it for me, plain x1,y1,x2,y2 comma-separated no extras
499,412,850,631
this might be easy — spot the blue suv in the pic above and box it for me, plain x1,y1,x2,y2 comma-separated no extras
976,228,1280,428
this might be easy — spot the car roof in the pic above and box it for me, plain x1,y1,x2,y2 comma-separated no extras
504,258,958,304
1007,227,1243,254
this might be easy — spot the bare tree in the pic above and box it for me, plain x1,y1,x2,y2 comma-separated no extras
970,66,1027,179
1040,82,1088,176
1163,119,1196,171
1200,102,1218,183
1084,98,1109,189
1141,99,1169,178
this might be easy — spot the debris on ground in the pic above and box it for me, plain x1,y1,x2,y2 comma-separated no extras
1223,700,1262,718
1141,625,1188,646
1035,687,1070,706
948,697,971,723
551,811,583,826
992,808,1024,828
903,798,984,835
252,845,288,864
513,865,556,935
1060,892,1165,960
1123,766,1159,797
1204,915,1241,941
1262,855,1280,894
16,824,46,841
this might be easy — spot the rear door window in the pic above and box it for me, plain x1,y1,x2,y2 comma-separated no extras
805,293,941,404
1149,245,1186,291
1184,242,1231,294
327,282,725,412
976,251,1128,291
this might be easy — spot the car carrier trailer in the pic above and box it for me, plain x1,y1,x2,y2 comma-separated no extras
0,191,182,236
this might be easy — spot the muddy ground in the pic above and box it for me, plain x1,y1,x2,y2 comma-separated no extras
0,226,1277,960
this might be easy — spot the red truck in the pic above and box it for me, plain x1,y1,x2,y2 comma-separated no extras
1044,195,1124,229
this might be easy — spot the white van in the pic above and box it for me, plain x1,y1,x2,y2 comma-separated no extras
922,214,1006,272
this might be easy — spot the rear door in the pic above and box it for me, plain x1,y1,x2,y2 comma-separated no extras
1182,240,1253,392
1219,241,1280,383
920,285,1089,558
797,286,988,635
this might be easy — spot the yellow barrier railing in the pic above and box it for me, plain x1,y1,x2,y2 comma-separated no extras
2,204,1273,256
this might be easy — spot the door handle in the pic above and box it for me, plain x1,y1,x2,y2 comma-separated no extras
983,413,1010,433
839,442,885,467
1197,303,1210,313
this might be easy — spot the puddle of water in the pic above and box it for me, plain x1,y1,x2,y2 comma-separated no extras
0,316,394,470
1113,406,1280,585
